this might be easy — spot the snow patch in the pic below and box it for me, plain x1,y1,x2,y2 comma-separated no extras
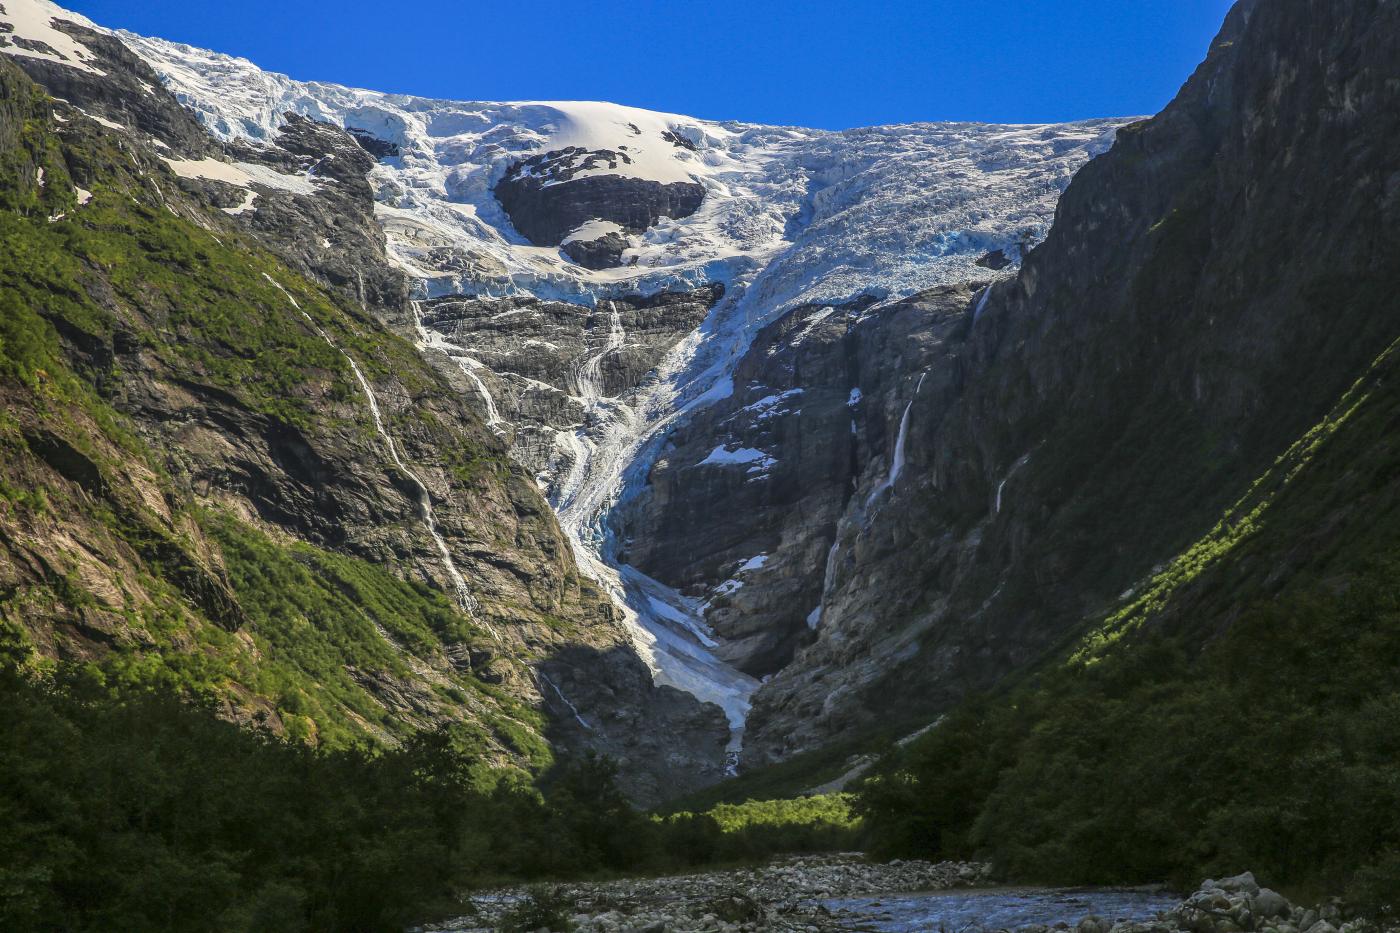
739,388,803,421
561,218,626,245
737,554,768,573
698,446,770,469
0,0,104,75
161,156,321,196
80,110,125,131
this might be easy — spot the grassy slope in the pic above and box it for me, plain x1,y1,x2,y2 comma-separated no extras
0,60,544,765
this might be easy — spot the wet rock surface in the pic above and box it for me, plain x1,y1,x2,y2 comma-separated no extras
613,285,978,678
1066,873,1392,933
417,285,722,480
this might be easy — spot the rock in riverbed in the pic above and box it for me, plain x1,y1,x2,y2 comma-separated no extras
426,865,1399,933
1061,873,1392,933
429,854,989,932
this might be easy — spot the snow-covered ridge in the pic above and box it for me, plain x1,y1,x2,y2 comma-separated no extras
0,0,103,75
97,21,1124,311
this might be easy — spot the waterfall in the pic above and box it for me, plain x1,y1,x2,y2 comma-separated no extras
572,301,625,400
555,302,630,517
995,453,1032,515
865,371,927,507
263,274,497,640
410,300,508,436
973,283,994,324
539,672,592,731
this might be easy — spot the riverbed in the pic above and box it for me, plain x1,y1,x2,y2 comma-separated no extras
429,854,1181,932
820,885,1179,931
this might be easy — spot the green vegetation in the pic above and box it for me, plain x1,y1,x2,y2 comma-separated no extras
0,56,534,760
858,329,1400,912
0,653,861,931
0,65,865,933
859,561,1400,909
0,659,617,931
207,513,540,753
664,730,894,812
659,794,862,863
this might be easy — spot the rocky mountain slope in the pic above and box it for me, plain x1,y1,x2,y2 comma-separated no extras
17,0,1380,793
0,6,729,803
740,0,1400,765
52,1,1133,761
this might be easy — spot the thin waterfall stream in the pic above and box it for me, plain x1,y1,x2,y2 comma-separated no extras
264,275,498,640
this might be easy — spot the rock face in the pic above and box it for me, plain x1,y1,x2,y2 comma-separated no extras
494,145,706,266
7,18,214,156
16,0,1324,797
614,287,978,677
561,229,630,270
221,112,407,315
416,285,723,481
0,25,728,803
742,0,1400,765
86,23,1135,768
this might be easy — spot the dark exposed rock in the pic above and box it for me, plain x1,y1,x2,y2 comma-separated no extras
10,20,213,156
494,145,705,251
612,288,972,677
540,644,730,802
743,0,1400,766
975,248,1011,270
12,36,56,55
346,125,400,159
219,112,406,315
661,129,697,151
561,230,629,270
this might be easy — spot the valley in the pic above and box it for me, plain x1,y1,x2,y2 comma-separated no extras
2,0,1400,929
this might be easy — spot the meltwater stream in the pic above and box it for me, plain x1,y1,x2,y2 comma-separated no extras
819,887,1179,933
542,294,763,764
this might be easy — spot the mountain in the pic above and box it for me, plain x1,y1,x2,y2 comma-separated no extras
740,0,1400,766
7,0,1400,921
0,0,733,805
835,0,1400,902
0,0,1134,777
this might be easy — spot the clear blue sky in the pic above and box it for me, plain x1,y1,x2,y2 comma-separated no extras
69,0,1237,129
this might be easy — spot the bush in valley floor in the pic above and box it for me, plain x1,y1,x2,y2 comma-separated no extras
659,794,863,864
857,555,1400,911
0,656,632,931
497,886,577,933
